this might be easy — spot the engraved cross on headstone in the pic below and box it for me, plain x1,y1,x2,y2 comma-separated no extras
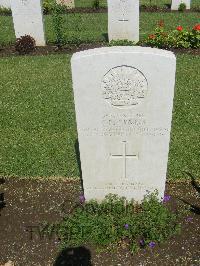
118,0,129,22
110,141,138,179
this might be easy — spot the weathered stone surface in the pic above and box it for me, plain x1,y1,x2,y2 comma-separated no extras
171,0,191,10
3,261,15,266
108,0,139,42
10,0,45,46
71,46,176,202
0,0,10,8
56,0,75,8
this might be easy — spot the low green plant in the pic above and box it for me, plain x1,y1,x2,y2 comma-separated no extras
42,192,182,253
15,35,36,54
145,21,169,48
52,3,66,47
109,39,136,46
0,7,11,16
178,3,187,12
92,0,100,10
43,0,66,15
170,26,191,48
43,0,55,14
189,24,200,48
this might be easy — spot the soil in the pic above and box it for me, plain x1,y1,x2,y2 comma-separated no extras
44,7,200,14
139,6,200,13
0,44,200,58
0,43,106,58
0,177,200,266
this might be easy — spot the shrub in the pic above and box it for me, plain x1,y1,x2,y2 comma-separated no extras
178,3,186,12
15,35,36,54
145,22,200,49
0,7,12,16
171,26,191,48
43,0,67,14
145,23,169,49
43,0,55,14
190,24,200,48
52,3,66,47
41,192,182,253
92,0,100,10
109,39,136,46
169,25,200,48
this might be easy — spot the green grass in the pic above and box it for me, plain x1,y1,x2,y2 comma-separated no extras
0,12,199,45
0,8,199,179
0,16,15,45
169,54,200,180
0,55,78,177
75,0,200,8
0,53,199,179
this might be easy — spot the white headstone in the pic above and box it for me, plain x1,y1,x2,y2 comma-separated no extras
10,0,46,46
0,0,10,8
108,0,139,43
71,46,176,203
56,0,75,8
171,0,191,10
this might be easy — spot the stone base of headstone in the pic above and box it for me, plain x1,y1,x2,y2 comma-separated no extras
171,0,191,10
56,0,75,9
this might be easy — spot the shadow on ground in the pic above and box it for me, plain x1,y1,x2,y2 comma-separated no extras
165,3,171,9
179,172,200,215
54,246,92,266
75,139,84,194
0,177,6,215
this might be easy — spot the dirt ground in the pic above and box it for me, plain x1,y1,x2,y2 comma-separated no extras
0,177,200,266
0,43,200,58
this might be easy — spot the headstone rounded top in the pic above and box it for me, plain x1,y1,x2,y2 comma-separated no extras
71,46,176,61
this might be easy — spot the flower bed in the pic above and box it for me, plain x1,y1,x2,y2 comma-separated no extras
145,21,200,49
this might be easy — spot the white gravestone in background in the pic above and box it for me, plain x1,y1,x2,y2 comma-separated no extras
108,0,139,42
0,0,10,8
71,46,176,202
171,0,191,10
56,0,75,8
10,0,46,46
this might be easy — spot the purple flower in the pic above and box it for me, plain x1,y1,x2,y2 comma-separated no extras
140,239,145,247
186,217,193,222
79,194,85,204
148,241,156,248
124,224,129,229
163,195,171,203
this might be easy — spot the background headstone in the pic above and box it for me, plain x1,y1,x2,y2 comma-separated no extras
108,0,139,42
10,0,46,46
171,0,191,10
0,0,10,8
71,46,176,202
56,0,75,8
